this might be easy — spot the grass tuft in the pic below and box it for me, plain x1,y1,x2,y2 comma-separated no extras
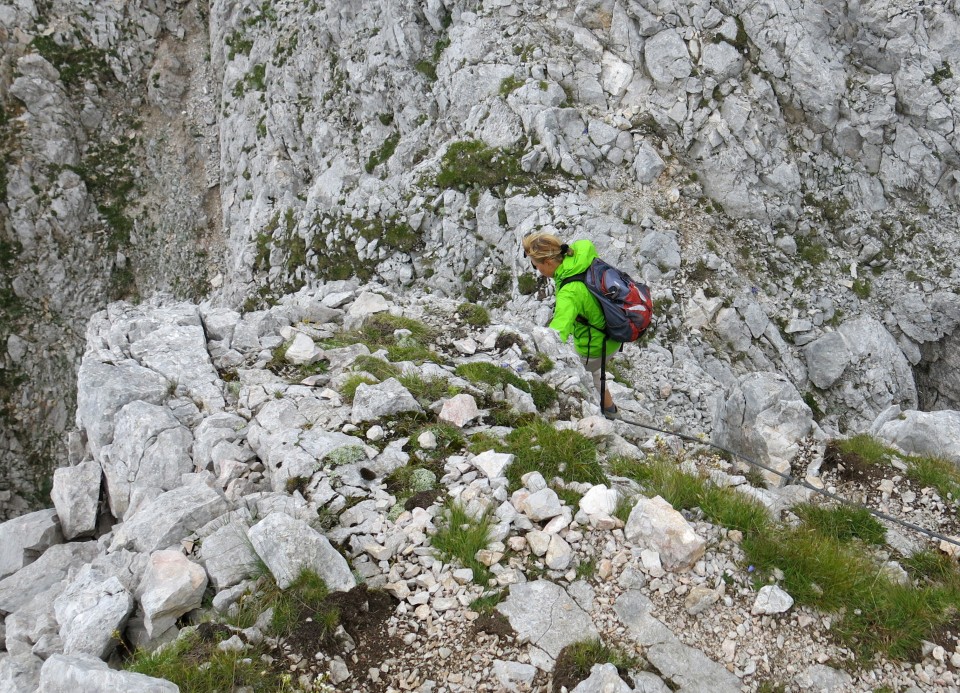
834,434,894,464
431,501,493,585
398,373,459,405
906,454,960,503
351,355,400,380
793,502,887,545
611,449,960,661
503,420,603,491
554,639,640,689
341,374,376,402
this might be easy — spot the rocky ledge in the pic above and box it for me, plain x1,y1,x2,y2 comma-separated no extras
0,284,958,692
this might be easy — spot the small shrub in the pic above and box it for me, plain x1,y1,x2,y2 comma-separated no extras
852,278,871,298
517,273,538,295
803,391,824,421
528,352,553,374
499,75,524,95
797,237,830,265
456,302,490,326
386,465,438,497
365,131,400,174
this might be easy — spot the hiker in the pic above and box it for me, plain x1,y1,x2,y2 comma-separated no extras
523,232,621,419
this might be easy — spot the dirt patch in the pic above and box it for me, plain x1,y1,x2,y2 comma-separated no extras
404,489,442,511
472,610,515,640
275,584,404,692
821,443,891,486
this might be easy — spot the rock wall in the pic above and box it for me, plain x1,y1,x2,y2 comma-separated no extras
2,0,959,517
0,0,218,517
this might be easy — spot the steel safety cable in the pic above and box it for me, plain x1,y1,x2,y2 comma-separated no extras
613,412,960,550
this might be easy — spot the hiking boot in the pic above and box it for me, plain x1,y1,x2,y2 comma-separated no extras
602,404,619,420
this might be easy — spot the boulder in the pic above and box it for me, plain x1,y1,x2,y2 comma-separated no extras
75,359,170,458
497,580,598,663
0,509,63,580
751,585,794,615
51,461,101,540
129,322,225,413
645,641,741,692
0,652,43,693
0,542,99,616
138,550,207,638
198,520,258,591
351,378,423,423
248,512,355,592
624,496,706,571
570,663,632,693
38,653,178,692
439,393,481,427
99,401,193,519
803,317,917,429
54,565,133,658
110,480,230,554
5,585,62,658
874,410,960,465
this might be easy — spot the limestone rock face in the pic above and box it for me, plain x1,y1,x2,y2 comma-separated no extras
712,372,818,487
804,317,917,430
99,401,194,519
75,360,171,459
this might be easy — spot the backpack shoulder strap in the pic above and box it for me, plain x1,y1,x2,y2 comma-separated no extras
558,272,586,289
557,272,604,333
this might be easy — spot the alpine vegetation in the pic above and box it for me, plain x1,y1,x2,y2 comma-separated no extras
1,287,958,692
1,0,960,691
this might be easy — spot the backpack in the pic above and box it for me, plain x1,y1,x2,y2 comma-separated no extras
559,258,653,342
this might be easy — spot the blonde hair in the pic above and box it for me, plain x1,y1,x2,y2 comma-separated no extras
522,232,572,262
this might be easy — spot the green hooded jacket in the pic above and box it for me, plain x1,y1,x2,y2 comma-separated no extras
549,239,622,359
